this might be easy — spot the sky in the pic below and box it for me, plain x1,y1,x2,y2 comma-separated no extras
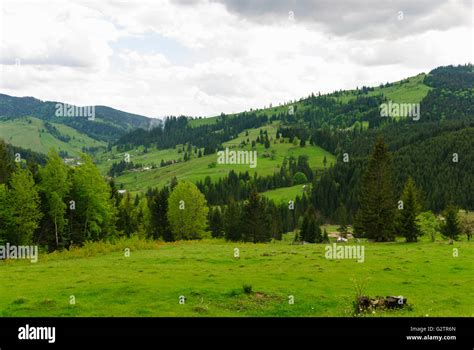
0,0,472,118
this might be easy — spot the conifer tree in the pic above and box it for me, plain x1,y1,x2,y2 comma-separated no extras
442,205,461,244
242,188,270,243
354,137,396,241
396,177,422,242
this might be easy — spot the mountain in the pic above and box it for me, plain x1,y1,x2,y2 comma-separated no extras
98,64,474,216
1,64,472,217
0,94,151,143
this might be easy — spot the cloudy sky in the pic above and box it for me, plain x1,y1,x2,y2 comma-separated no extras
0,0,472,118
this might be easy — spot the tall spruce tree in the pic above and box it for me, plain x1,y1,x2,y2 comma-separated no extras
441,205,461,244
209,207,224,238
224,199,242,241
242,188,270,243
148,187,173,241
396,177,422,242
299,212,310,242
354,137,396,242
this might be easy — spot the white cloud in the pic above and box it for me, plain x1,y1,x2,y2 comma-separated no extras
0,0,471,117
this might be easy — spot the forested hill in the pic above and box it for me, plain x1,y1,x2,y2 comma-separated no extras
309,64,474,220
0,94,151,142
111,64,474,218
115,64,472,152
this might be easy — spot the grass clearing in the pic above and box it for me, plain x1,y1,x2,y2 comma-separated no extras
0,237,472,317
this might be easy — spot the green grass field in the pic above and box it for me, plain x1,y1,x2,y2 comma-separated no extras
0,236,471,317
0,117,105,156
97,127,335,193
262,184,309,203
334,74,431,104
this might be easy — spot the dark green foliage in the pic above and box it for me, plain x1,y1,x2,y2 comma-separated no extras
354,137,396,242
224,200,242,241
299,211,323,243
243,284,253,294
209,207,224,238
293,172,308,185
424,64,474,90
396,177,422,242
441,206,461,242
0,140,13,184
147,187,173,241
242,188,271,243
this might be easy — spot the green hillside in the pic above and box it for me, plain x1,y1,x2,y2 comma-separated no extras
0,117,106,156
0,93,150,143
261,184,308,203
334,73,431,104
98,131,335,193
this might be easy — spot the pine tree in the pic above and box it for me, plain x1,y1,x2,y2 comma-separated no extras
224,199,242,241
148,187,173,241
354,137,396,242
396,177,422,242
242,188,270,243
117,192,135,237
209,207,224,238
300,213,310,242
306,217,317,243
322,228,330,243
441,205,461,244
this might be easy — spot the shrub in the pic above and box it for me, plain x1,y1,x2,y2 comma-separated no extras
243,284,253,294
293,172,308,185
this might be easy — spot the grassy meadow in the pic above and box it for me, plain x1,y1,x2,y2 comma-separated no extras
95,124,335,194
0,235,472,317
0,117,106,156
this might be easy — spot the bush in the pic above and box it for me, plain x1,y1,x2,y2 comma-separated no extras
293,172,308,185
243,284,253,294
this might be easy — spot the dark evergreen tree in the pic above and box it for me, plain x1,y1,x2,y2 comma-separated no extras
242,188,270,243
354,137,396,241
209,207,224,238
441,205,461,243
396,177,422,242
224,199,242,241
148,187,173,241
